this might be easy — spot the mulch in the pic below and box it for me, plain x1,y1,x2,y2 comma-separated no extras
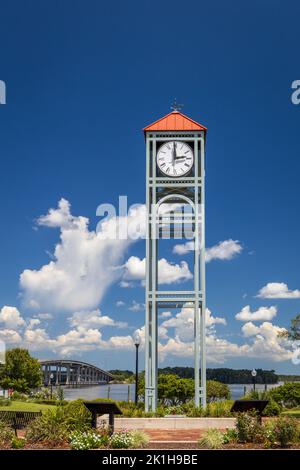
1,427,300,450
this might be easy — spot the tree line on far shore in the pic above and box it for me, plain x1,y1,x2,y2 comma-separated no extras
109,367,281,384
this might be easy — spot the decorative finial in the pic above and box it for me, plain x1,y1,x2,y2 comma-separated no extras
171,98,183,112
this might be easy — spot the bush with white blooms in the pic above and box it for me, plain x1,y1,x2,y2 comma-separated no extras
69,430,106,450
109,431,135,449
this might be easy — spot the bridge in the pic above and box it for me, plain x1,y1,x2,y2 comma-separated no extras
40,359,113,387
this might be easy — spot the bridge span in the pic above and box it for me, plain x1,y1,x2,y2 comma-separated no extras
40,359,113,387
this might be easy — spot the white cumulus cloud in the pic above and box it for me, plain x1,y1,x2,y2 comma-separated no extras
173,239,242,262
123,256,192,285
257,282,300,299
128,300,145,312
20,199,146,312
161,307,226,343
206,239,242,262
68,309,127,329
0,306,26,328
235,305,277,322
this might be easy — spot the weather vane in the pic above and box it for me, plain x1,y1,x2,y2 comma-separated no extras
171,98,183,112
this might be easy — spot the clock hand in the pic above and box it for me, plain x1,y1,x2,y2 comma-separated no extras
172,142,176,166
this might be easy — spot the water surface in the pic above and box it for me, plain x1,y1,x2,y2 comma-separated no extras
63,383,279,402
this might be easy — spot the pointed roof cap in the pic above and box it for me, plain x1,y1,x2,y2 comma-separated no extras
143,111,207,133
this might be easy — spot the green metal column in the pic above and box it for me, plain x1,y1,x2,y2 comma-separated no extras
194,135,200,407
200,135,207,408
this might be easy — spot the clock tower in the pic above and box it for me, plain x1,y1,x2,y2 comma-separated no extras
143,108,207,411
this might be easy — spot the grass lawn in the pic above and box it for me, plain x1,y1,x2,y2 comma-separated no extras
0,400,56,412
281,408,300,418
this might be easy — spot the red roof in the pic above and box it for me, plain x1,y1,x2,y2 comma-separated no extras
143,111,207,132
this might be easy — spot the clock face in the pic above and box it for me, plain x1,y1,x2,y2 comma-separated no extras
156,141,194,177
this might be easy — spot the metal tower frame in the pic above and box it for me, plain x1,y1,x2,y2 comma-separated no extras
144,129,206,412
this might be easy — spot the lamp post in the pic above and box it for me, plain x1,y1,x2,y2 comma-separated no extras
133,333,141,406
251,368,257,392
50,373,54,399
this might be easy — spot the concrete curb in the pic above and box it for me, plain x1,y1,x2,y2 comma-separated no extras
114,417,236,430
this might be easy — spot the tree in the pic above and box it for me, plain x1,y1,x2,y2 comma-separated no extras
0,348,42,392
269,382,300,408
108,369,134,383
138,373,194,405
157,366,278,384
138,374,230,405
280,314,300,341
158,374,194,405
207,380,230,402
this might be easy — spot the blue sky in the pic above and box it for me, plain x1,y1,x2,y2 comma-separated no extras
0,0,300,373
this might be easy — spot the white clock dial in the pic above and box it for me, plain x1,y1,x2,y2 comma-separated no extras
156,141,194,177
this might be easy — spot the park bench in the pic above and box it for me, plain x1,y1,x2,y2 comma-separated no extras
83,401,122,435
0,410,42,435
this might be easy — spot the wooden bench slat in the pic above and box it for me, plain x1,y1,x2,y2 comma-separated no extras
0,410,42,430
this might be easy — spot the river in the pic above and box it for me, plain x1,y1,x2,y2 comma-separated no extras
63,382,280,402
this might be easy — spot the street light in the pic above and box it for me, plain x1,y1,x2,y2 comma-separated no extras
50,373,54,399
133,333,141,406
251,368,257,392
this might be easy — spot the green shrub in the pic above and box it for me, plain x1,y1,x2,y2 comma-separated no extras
11,437,26,449
131,430,150,448
155,406,166,417
56,386,64,402
183,400,233,417
10,391,28,401
25,407,68,445
26,401,92,444
270,382,300,408
235,412,265,443
273,416,298,447
198,429,224,449
0,420,14,445
207,380,231,402
109,431,135,449
165,405,183,415
63,400,92,431
29,387,66,405
69,430,106,450
0,397,11,407
101,399,233,419
244,389,269,400
29,387,51,400
205,400,232,417
262,400,282,416
222,428,238,444
263,419,277,448
116,401,166,417
185,404,205,417
31,399,63,405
